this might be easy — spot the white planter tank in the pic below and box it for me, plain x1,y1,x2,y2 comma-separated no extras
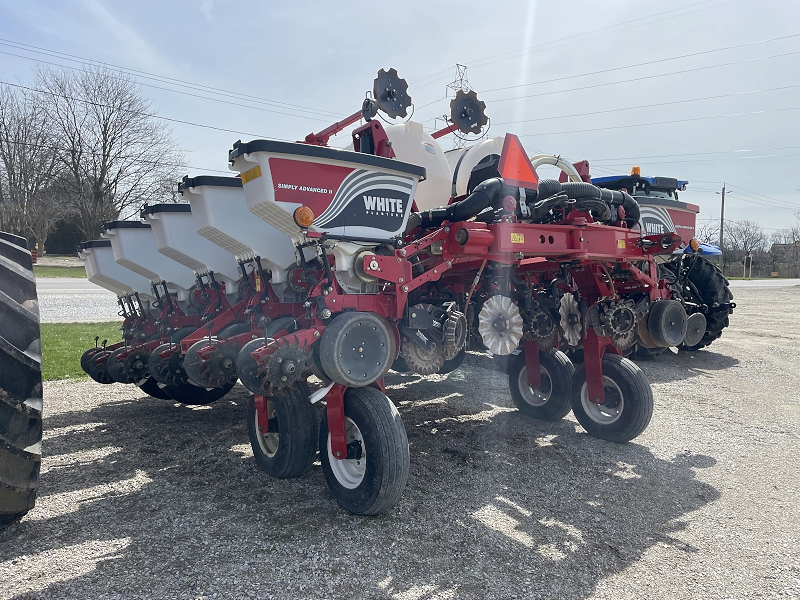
228,139,425,245
78,239,153,299
444,136,504,199
141,204,242,290
344,121,452,214
178,176,299,284
101,221,196,301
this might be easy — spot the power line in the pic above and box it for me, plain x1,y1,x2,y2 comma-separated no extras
0,49,334,123
410,0,733,89
465,50,800,108
487,84,800,127
0,80,285,141
480,33,800,95
516,105,800,138
586,144,800,163
0,38,341,119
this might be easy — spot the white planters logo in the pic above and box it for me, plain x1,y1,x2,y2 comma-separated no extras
363,195,404,216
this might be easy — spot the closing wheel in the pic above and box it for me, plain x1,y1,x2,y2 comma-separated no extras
509,350,575,420
87,350,115,384
438,347,467,374
570,354,653,443
319,386,409,516
80,347,102,374
135,377,172,400
107,346,151,384
247,382,317,478
319,312,395,387
162,381,234,405
236,317,298,394
647,299,687,347
681,312,708,349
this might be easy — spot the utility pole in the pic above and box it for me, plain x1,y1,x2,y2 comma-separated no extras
717,183,726,275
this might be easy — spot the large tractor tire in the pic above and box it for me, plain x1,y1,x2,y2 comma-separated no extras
0,232,43,526
677,256,733,350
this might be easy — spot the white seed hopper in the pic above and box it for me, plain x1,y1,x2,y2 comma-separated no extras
228,139,425,245
101,221,196,302
78,240,153,299
141,204,242,292
178,176,300,284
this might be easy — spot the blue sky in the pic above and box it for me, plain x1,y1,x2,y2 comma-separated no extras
1,0,799,232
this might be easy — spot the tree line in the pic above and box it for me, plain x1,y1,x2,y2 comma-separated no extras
0,65,184,251
696,216,800,278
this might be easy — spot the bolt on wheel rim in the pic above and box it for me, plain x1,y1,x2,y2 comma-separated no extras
580,376,624,424
517,365,553,407
255,398,279,458
327,417,365,489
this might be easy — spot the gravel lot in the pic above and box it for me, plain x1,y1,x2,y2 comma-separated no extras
2,286,799,599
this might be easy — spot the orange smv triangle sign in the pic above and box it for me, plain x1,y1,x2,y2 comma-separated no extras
498,134,539,189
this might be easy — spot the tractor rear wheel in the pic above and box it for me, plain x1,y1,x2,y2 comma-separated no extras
680,256,733,350
0,232,42,526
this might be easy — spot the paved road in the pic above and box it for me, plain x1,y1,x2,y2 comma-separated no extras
36,278,122,323
728,278,800,288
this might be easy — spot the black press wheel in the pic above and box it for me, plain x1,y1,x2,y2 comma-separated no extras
80,347,102,374
438,347,467,374
319,312,396,387
135,377,172,400
247,382,317,478
319,386,409,516
162,381,235,405
570,354,653,443
509,350,574,420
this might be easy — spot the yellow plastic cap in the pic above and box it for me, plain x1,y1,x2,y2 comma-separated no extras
689,238,700,252
631,166,641,177
293,206,315,228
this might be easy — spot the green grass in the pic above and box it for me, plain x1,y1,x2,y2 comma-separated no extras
41,322,123,381
34,265,86,278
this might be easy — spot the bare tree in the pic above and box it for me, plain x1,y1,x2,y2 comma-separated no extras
695,221,720,245
0,84,64,249
35,65,184,239
724,220,767,276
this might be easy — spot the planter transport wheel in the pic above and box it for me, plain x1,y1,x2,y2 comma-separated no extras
135,377,172,400
0,231,42,526
107,346,151,384
319,386,410,516
570,354,653,443
319,312,396,387
509,350,575,420
162,381,235,405
247,382,317,478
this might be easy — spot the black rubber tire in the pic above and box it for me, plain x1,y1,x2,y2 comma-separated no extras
0,232,42,526
509,350,574,421
319,386,409,516
319,312,396,387
680,256,733,350
135,377,172,400
631,345,667,361
570,354,653,443
438,347,467,374
247,382,317,478
162,381,235,405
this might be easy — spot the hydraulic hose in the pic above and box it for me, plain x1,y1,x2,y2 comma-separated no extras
412,178,505,230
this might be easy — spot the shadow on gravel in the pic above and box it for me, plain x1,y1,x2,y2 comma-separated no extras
634,348,740,385
0,354,720,600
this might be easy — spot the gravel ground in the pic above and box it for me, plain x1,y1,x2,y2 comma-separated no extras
1,286,799,599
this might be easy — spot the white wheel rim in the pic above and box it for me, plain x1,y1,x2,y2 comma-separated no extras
327,417,366,489
255,398,279,458
580,376,624,424
517,365,552,407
